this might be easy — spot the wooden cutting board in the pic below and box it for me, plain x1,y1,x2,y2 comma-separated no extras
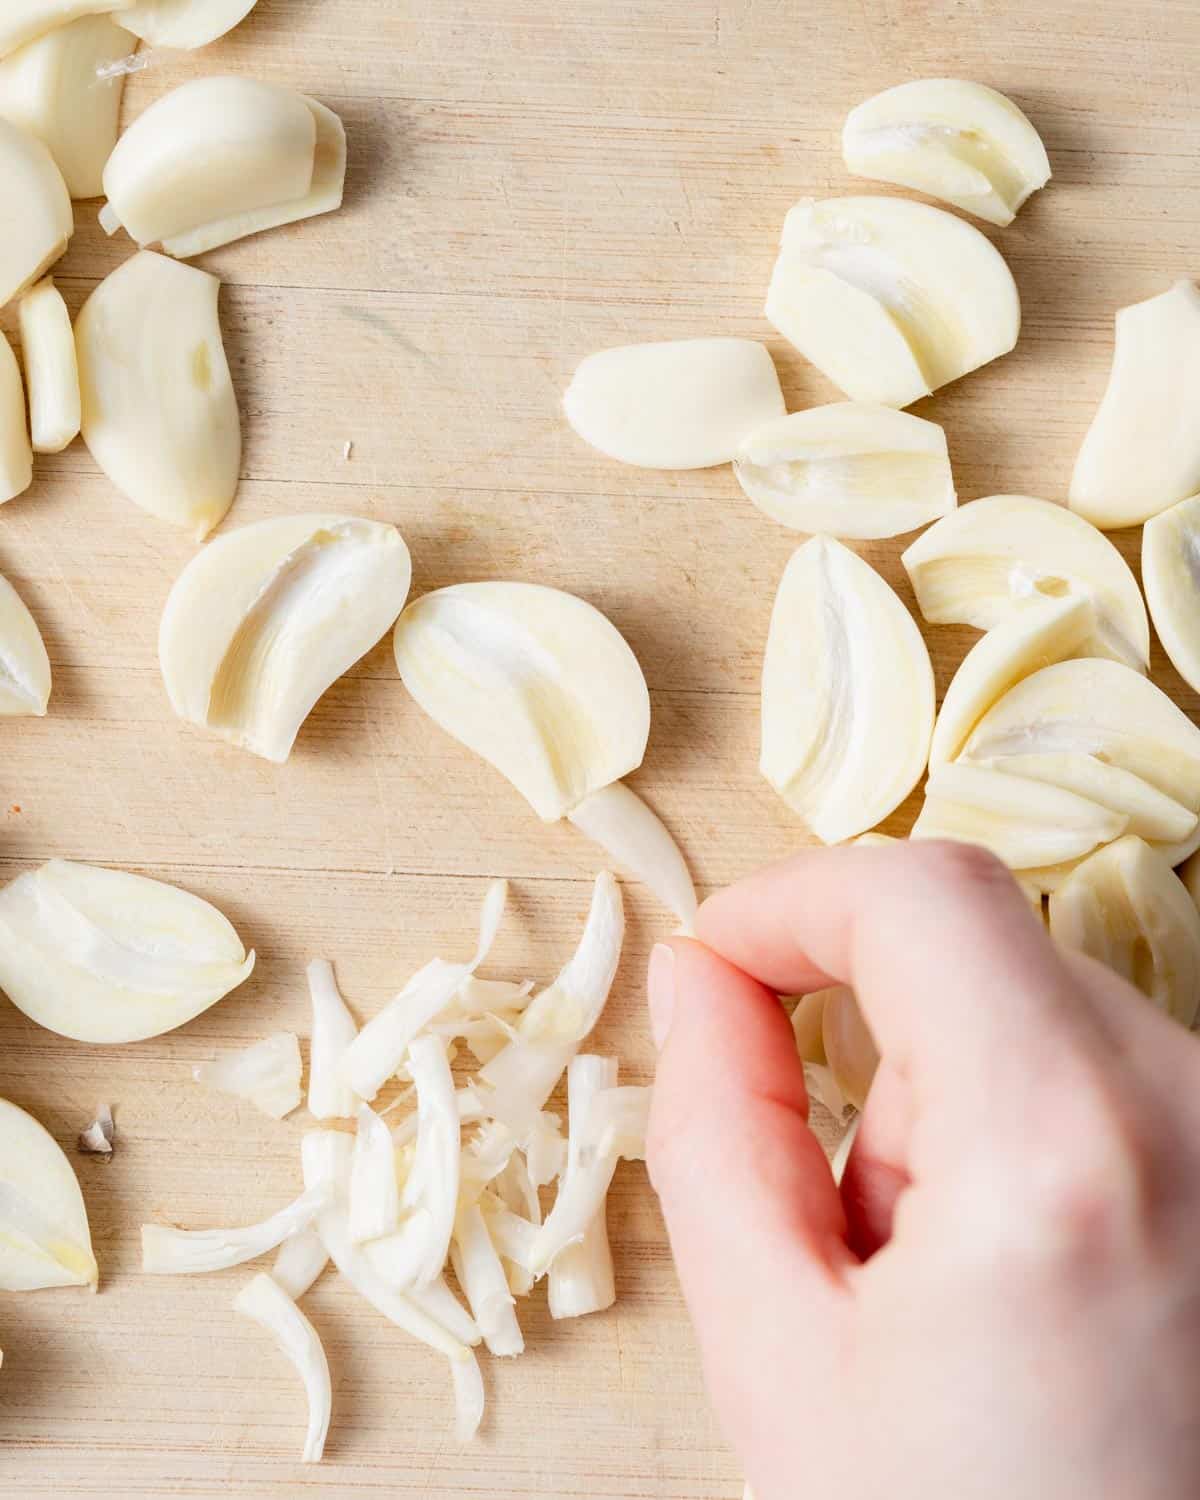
2,0,1198,1494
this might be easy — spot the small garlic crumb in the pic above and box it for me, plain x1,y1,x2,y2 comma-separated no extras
79,1104,115,1156
342,441,354,461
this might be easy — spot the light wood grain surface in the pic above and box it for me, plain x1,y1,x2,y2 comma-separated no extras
2,0,1200,1494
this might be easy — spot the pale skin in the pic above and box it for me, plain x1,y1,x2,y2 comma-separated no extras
646,841,1200,1500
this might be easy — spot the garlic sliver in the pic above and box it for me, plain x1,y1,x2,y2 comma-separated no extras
901,494,1150,670
760,536,934,844
0,118,70,308
563,338,784,469
159,513,412,760
450,1203,524,1357
1069,282,1200,530
929,594,1094,766
912,763,1127,869
394,582,650,823
765,196,1019,408
734,402,956,539
271,1228,328,1301
1049,836,1200,1026
842,79,1050,227
1142,493,1200,695
567,780,696,929
306,959,358,1120
17,277,79,454
0,1097,97,1291
0,16,133,198
0,1,131,59
122,0,257,48
451,1350,485,1443
529,1055,620,1277
234,1271,331,1464
142,1183,331,1275
821,987,878,1112
0,858,254,1043
0,572,49,716
76,250,240,537
347,1104,400,1246
193,1032,302,1120
972,753,1197,845
0,336,31,504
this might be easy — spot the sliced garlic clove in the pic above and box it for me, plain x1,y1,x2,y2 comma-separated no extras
18,276,79,454
760,536,934,844
842,79,1050,227
0,858,255,1043
0,335,32,504
1049,836,1200,1027
75,250,240,537
0,1096,98,1291
764,195,1019,409
734,402,955,539
0,570,51,715
0,117,70,309
159,513,411,761
0,15,134,198
562,338,784,470
566,780,696,930
912,763,1127,869
821,986,878,1111
901,494,1150,670
1069,282,1200,530
0,1,131,60
1142,493,1200,695
101,77,346,256
929,594,1094,766
122,0,257,49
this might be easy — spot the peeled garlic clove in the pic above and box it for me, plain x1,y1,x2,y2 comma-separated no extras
929,594,1094,766
1069,282,1200,530
821,986,878,1111
563,338,784,470
765,195,1019,409
842,79,1050,227
901,494,1150,670
0,1,131,59
0,1097,98,1290
912,762,1127,869
0,858,255,1043
1142,493,1200,695
0,335,32,504
122,0,257,48
18,276,79,454
1050,836,1200,1026
734,402,955,539
76,250,240,537
101,77,346,257
760,536,934,844
0,117,70,309
0,570,50,715
160,513,411,762
0,15,133,198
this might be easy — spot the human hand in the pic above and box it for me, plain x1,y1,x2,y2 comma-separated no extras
646,841,1200,1500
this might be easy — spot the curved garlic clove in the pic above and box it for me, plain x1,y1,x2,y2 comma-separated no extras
901,494,1150,670
1142,493,1200,695
101,77,346,257
734,402,955,539
563,338,784,470
820,986,878,1111
765,196,1019,409
0,858,255,1043
1050,836,1200,1027
0,15,133,198
760,536,934,844
0,335,32,504
0,571,50,715
76,250,240,536
0,1,131,59
1069,282,1200,530
0,1097,97,1291
566,781,696,930
18,276,79,454
122,0,257,48
842,79,1050,227
0,117,70,309
160,513,412,762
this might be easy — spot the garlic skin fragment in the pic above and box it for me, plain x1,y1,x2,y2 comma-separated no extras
1069,282,1200,530
122,0,258,48
1142,493,1200,696
901,494,1150,671
305,959,359,1121
765,196,1020,409
18,277,79,454
0,1097,98,1291
0,571,50,715
76,251,240,537
734,403,956,539
1050,836,1200,1027
842,79,1050,227
159,513,412,760
0,858,255,1043
760,536,934,844
0,336,32,505
193,1032,302,1120
234,1271,331,1464
563,338,785,470
0,2,131,60
0,118,70,309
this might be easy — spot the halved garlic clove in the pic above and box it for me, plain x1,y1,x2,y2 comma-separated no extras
160,514,411,762
912,763,1127,869
733,402,956,539
75,250,240,537
842,79,1050,227
0,1096,98,1291
1049,836,1200,1026
929,594,1094,766
0,117,70,309
100,77,346,257
0,335,32,504
901,494,1150,670
0,570,51,715
563,338,785,470
764,195,1020,409
122,0,258,49
1069,282,1200,530
0,858,255,1043
1142,493,1200,695
760,536,934,844
18,276,79,454
0,15,134,198
0,1,131,60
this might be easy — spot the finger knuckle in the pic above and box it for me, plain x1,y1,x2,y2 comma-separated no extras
913,839,1014,898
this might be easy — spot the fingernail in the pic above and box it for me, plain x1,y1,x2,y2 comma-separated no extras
647,943,675,1051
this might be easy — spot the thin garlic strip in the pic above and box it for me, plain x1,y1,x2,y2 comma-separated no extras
234,1271,331,1464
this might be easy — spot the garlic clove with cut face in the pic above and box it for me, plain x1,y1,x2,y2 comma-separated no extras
0,116,70,310
121,0,258,49
0,335,32,504
1142,492,1200,696
18,276,80,454
0,570,51,715
0,1097,98,1291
